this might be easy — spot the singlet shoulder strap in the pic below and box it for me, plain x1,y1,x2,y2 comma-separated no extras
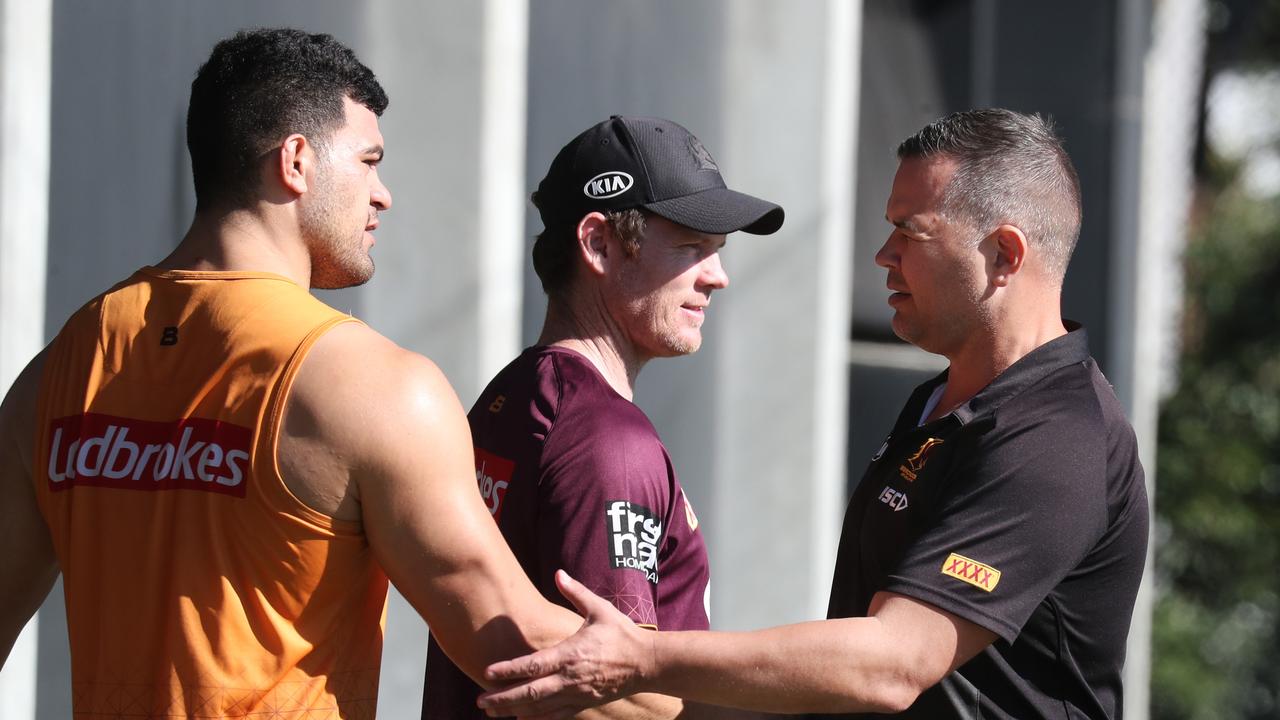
252,314,363,533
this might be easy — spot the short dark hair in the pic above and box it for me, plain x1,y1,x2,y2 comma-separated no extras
530,196,647,297
186,28,388,210
897,109,1082,280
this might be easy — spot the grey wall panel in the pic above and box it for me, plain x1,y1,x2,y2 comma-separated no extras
361,0,489,401
853,0,974,337
522,0,727,347
987,1,1124,371
708,0,854,626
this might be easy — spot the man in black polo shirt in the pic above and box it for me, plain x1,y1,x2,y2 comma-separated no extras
475,109,1150,720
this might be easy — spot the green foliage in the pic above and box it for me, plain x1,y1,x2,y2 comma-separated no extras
1153,157,1280,719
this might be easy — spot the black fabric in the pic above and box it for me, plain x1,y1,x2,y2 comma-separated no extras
535,115,784,235
825,326,1149,719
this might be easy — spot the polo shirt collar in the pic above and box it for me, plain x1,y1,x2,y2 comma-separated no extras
905,322,1091,428
957,321,1090,423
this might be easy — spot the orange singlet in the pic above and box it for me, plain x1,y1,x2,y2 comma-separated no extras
33,268,388,719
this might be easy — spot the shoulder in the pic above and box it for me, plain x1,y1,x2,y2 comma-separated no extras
984,360,1115,461
289,322,468,466
1,348,48,474
957,360,1128,516
542,350,659,440
533,353,671,489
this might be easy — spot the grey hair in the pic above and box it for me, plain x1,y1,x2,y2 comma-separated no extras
897,108,1082,281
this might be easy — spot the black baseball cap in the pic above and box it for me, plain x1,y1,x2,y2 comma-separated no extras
535,116,784,236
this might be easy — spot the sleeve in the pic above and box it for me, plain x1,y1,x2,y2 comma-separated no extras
882,406,1110,642
535,410,672,628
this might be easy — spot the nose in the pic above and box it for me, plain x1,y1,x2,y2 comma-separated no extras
700,250,729,290
874,232,899,269
371,172,392,211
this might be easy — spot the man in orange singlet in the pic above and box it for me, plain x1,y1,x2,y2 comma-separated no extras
0,28,678,719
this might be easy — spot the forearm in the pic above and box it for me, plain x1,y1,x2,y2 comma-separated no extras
642,618,918,715
427,562,583,685
578,693,683,720
479,582,992,718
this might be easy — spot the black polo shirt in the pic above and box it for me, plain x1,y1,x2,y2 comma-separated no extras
827,327,1148,719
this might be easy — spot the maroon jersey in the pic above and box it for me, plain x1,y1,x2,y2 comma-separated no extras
422,346,711,717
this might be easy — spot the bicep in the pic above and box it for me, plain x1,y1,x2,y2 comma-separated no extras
868,591,998,688
339,349,578,681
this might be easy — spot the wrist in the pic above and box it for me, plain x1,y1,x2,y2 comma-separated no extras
633,625,663,694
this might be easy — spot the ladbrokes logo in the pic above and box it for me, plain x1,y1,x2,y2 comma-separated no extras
940,552,1001,592
475,448,514,520
605,500,661,584
45,413,251,497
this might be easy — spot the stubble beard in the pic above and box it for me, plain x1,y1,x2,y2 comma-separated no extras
895,283,992,357
650,308,703,357
301,168,375,290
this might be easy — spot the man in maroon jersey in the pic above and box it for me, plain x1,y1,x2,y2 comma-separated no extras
421,116,783,718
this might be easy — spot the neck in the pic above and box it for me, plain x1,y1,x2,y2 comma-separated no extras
537,297,647,401
157,205,313,288
928,297,1067,423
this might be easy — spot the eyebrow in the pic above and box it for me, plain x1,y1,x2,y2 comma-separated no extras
363,145,384,161
886,215,923,234
694,233,727,250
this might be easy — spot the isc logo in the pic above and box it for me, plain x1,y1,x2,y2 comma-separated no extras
878,485,909,512
583,171,634,199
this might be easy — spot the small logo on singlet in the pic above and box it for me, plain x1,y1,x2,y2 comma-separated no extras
475,448,514,520
605,500,661,584
899,437,944,482
941,553,1001,592
160,326,179,346
488,395,506,413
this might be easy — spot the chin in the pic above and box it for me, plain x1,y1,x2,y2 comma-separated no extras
665,335,702,356
312,259,375,289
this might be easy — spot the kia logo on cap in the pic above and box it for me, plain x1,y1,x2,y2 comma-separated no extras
584,171,634,199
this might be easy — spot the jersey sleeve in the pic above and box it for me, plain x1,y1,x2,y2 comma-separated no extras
881,407,1111,642
535,413,673,628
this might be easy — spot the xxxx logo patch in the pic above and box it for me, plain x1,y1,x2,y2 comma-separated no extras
941,553,1001,592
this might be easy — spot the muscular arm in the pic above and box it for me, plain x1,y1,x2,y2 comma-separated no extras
0,351,60,668
480,572,998,717
283,324,682,717
283,324,579,677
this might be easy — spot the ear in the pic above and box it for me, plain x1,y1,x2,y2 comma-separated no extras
989,224,1028,287
277,133,315,196
575,212,613,277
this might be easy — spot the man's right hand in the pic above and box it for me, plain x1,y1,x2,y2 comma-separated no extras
478,570,654,719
